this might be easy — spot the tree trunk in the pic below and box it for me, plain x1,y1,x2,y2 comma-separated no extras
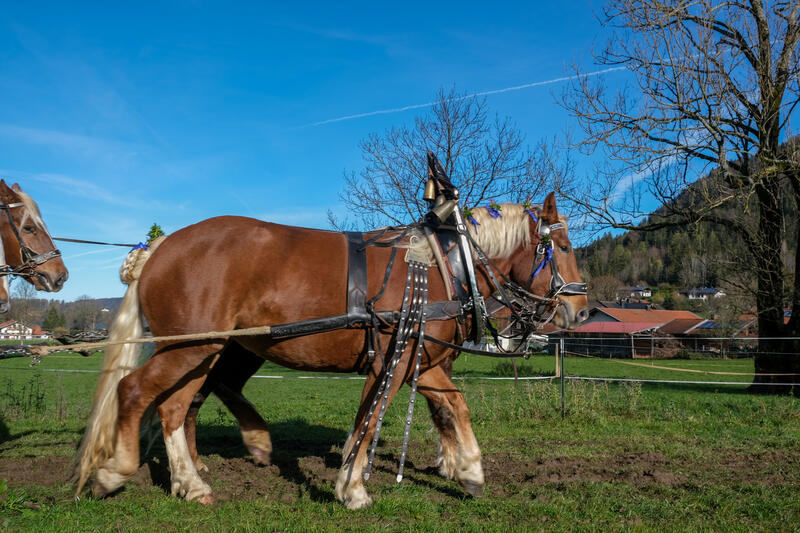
750,180,800,393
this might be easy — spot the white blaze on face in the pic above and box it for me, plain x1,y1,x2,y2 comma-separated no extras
17,190,56,249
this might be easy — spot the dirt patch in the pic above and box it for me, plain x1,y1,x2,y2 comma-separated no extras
484,450,687,489
0,456,73,488
2,444,798,502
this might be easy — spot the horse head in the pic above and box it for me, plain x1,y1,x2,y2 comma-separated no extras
528,192,589,329
0,180,68,292
468,193,588,331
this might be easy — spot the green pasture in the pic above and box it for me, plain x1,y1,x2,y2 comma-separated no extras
1,351,799,531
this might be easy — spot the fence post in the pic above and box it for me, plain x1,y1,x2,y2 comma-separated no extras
560,338,565,418
555,340,561,378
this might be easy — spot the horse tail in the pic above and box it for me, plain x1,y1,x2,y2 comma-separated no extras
73,237,166,495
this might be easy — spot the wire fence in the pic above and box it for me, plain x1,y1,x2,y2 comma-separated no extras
2,336,799,390
548,336,800,390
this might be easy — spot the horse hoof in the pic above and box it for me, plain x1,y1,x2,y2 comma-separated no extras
93,467,128,497
345,494,373,510
91,482,111,498
462,480,484,498
248,446,271,466
194,493,216,505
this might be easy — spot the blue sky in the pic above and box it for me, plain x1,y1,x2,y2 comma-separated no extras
0,1,617,301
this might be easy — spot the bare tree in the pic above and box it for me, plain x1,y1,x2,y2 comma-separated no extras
334,87,551,229
590,274,625,300
558,0,800,389
9,279,41,327
69,296,102,333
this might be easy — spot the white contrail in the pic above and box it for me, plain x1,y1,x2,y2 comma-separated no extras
306,66,627,127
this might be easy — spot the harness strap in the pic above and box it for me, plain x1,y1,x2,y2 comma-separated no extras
361,247,398,373
413,332,533,358
345,232,368,318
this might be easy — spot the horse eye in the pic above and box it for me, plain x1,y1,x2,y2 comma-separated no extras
560,245,570,253
22,225,36,234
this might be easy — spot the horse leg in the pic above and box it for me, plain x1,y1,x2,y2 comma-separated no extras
418,363,484,497
93,343,221,500
335,361,408,510
156,355,221,504
184,343,270,471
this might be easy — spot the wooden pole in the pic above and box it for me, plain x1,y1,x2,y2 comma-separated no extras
555,340,561,378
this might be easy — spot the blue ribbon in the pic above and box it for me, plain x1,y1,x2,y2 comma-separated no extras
487,204,502,218
531,245,552,279
131,242,148,251
525,208,538,223
468,216,480,229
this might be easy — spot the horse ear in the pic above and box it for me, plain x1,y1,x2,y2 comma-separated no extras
11,183,21,193
541,192,558,223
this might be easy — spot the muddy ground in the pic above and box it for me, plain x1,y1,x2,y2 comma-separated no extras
2,435,796,504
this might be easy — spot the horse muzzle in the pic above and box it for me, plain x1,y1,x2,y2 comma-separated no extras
34,270,68,292
553,297,589,330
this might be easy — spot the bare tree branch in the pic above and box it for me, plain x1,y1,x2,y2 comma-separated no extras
337,88,546,229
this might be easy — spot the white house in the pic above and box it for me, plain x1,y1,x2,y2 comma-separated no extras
685,287,726,301
0,320,51,340
617,286,652,299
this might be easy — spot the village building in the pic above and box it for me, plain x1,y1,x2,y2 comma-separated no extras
0,320,51,341
616,286,652,299
548,307,704,358
683,287,726,300
546,304,761,359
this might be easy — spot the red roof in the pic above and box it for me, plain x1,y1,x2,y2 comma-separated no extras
657,318,707,335
569,321,664,334
597,308,700,322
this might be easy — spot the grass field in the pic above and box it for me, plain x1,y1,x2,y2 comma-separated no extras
1,350,799,531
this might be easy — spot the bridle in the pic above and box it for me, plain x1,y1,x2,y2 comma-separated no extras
0,202,62,277
525,217,588,299
466,210,587,353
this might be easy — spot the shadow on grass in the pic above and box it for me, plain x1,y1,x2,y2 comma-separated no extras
372,451,469,500
147,418,348,503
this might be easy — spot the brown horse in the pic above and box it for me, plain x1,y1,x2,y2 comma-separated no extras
74,192,587,509
181,197,587,476
0,180,69,309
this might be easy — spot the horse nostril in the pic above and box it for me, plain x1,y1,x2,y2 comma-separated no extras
54,271,68,290
576,307,589,323
0,302,10,314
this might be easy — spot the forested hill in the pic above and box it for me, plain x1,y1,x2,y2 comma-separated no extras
576,223,728,288
575,198,796,291
576,139,800,292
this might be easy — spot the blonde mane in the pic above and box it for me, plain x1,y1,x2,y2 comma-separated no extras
467,203,533,259
467,202,568,259
16,189,47,230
